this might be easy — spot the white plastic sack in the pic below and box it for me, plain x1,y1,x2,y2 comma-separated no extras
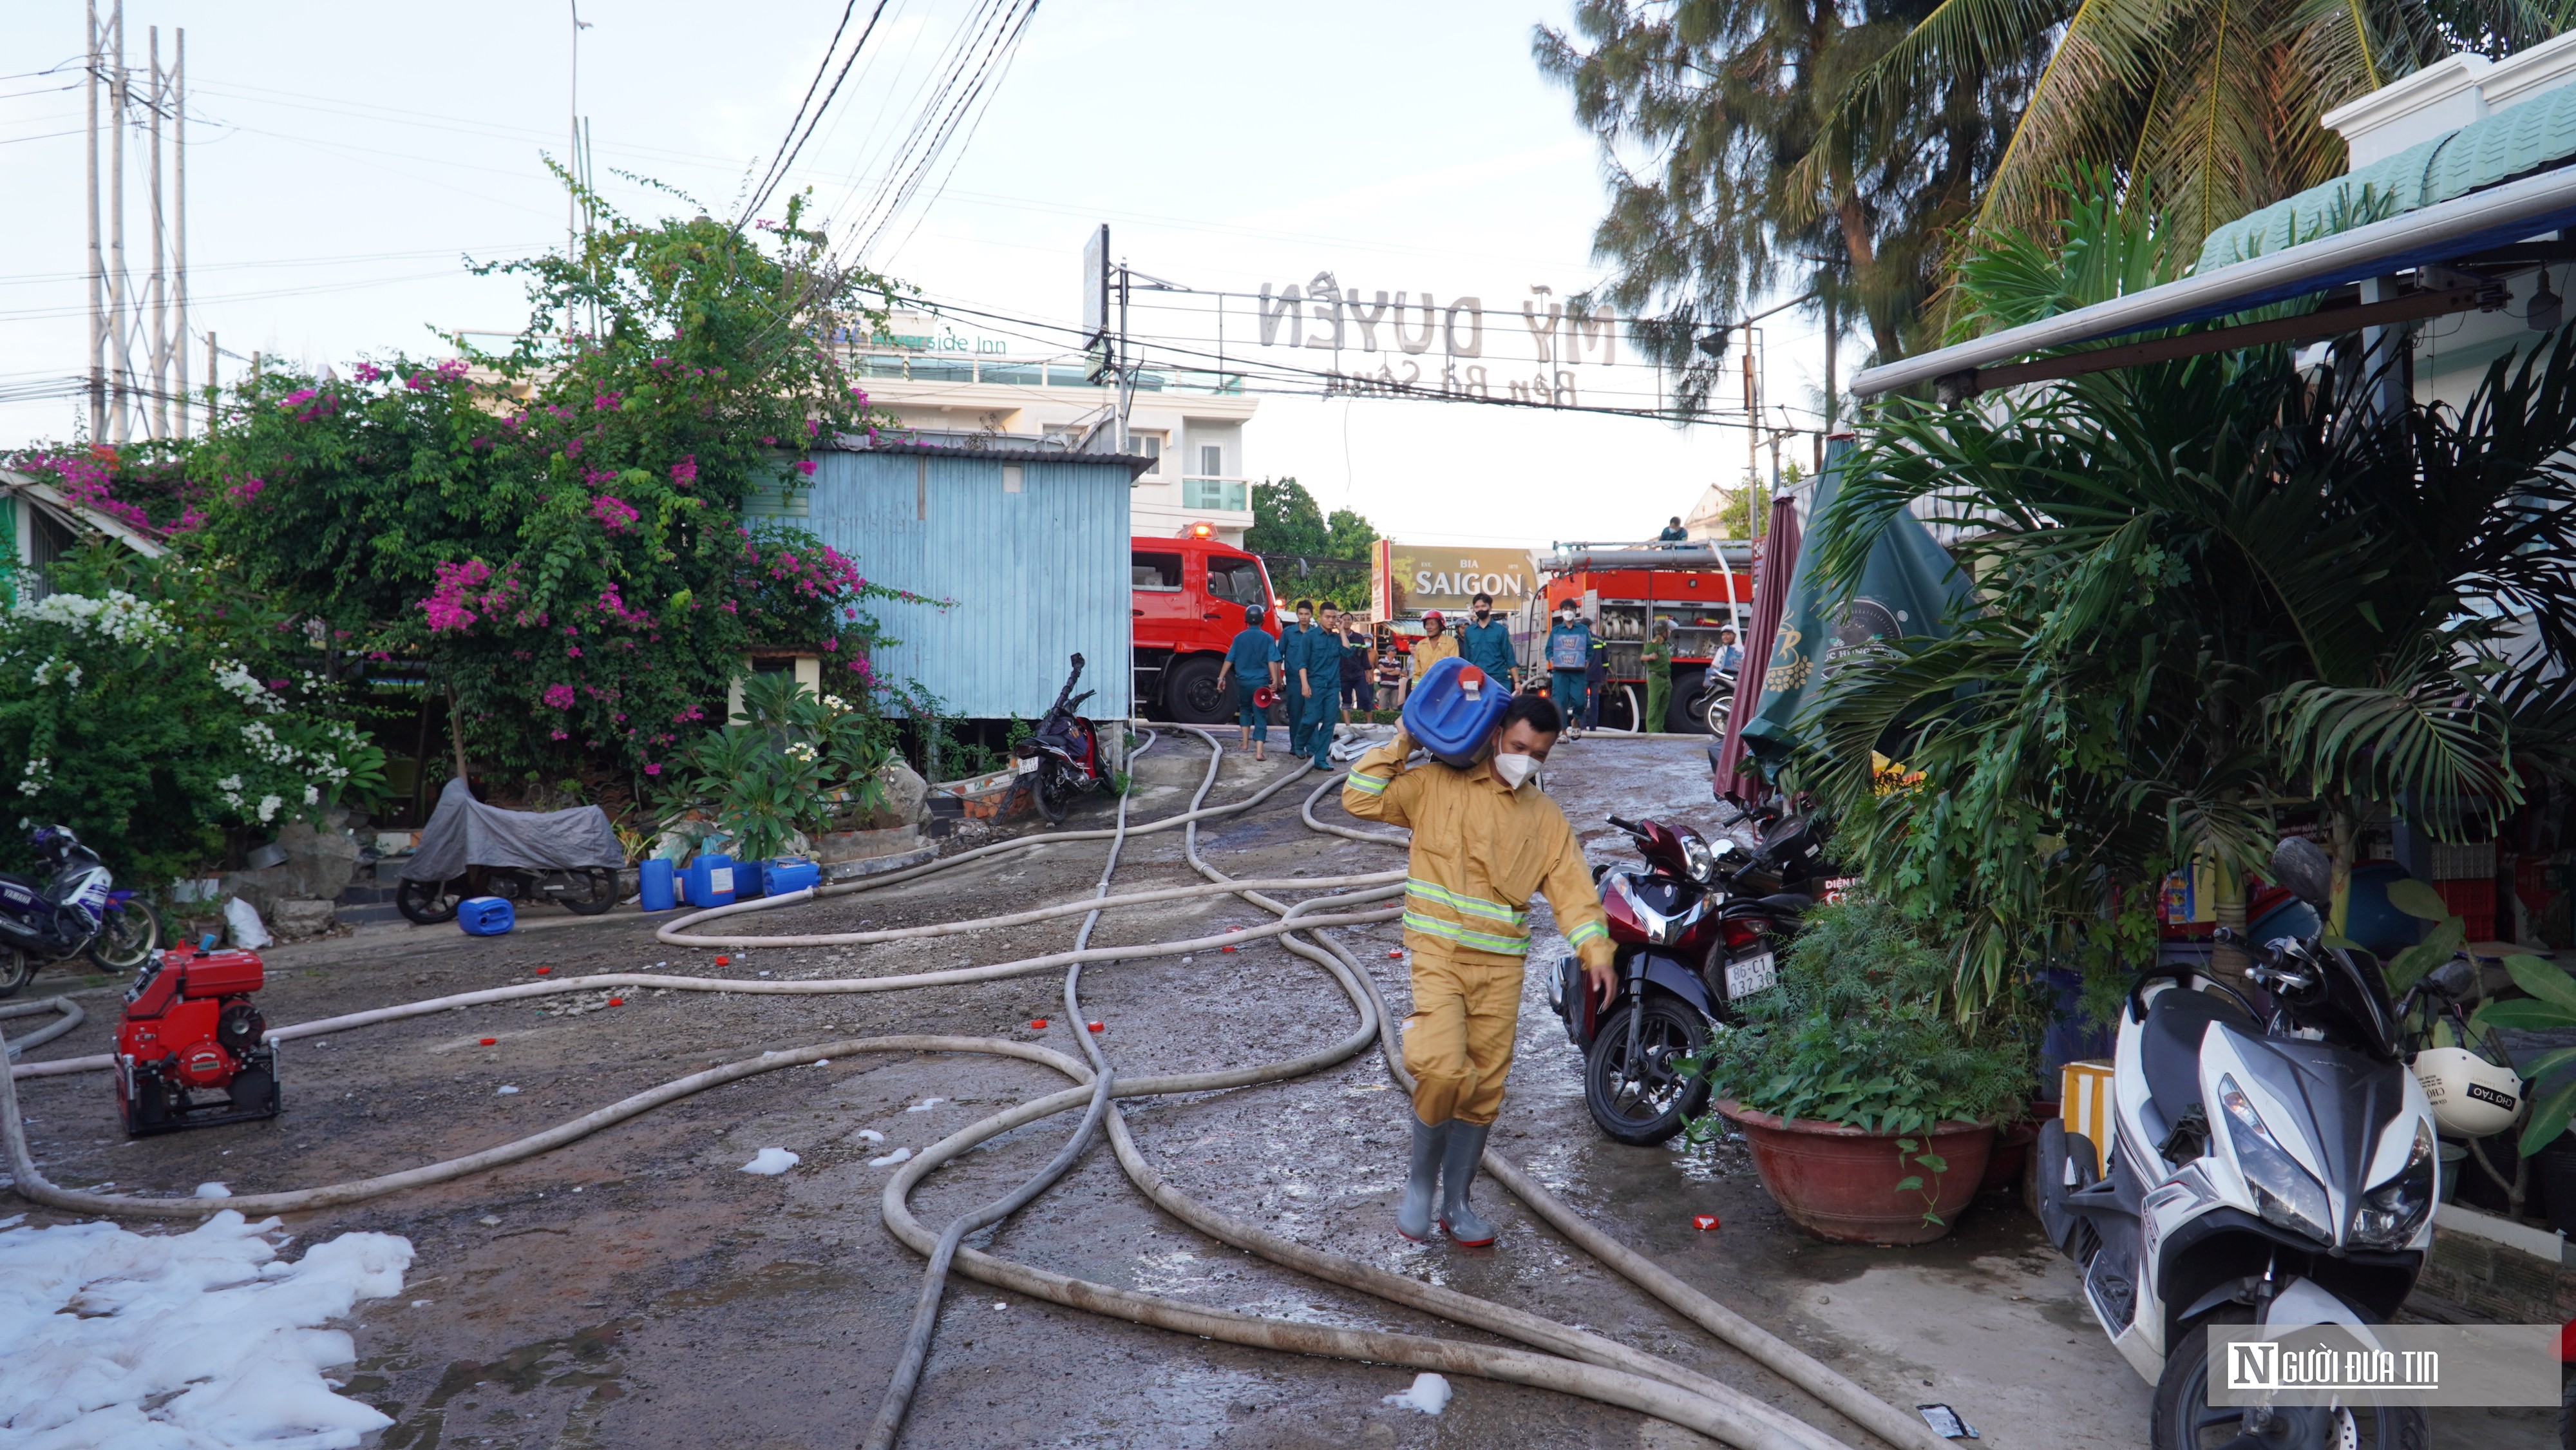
223,897,272,949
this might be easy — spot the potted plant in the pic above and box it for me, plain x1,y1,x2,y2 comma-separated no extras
1691,894,2033,1244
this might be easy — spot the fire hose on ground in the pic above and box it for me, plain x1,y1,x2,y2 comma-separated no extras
0,728,1949,1450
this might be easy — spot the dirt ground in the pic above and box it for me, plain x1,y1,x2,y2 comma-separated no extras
5,734,2550,1449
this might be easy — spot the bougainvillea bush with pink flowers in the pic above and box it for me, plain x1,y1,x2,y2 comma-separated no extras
184,189,924,796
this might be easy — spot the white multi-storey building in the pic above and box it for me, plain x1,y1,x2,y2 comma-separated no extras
838,313,1261,544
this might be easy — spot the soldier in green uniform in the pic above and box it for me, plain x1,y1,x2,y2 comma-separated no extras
1640,618,1674,734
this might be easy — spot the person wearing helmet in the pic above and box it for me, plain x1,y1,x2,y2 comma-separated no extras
1641,618,1675,734
1409,610,1459,688
1216,603,1282,761
1544,604,1591,740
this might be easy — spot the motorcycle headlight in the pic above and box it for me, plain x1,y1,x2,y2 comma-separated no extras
2349,1121,2438,1249
2218,1074,2335,1245
1680,832,1714,884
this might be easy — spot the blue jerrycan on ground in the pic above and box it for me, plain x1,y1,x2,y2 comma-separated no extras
762,858,822,895
682,854,737,908
638,859,677,911
1403,655,1511,768
457,897,516,935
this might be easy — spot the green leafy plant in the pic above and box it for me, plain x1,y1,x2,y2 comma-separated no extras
1891,1136,1952,1228
676,671,890,863
1689,895,2034,1164
1801,178,2576,1015
0,545,386,882
2471,955,2576,1158
2378,877,2469,995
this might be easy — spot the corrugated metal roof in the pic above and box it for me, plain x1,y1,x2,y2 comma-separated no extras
802,450,1133,721
2201,81,2576,272
848,437,1157,474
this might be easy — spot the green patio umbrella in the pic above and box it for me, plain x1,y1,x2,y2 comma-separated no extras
1738,438,1969,769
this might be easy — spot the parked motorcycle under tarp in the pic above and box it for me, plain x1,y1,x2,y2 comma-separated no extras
401,780,624,882
395,780,625,924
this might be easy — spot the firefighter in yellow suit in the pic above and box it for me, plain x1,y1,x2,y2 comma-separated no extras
1342,691,1613,1245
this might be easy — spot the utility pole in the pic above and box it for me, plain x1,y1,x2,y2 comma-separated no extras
204,332,217,435
84,1,106,440
173,28,188,439
107,1,128,445
1741,320,1757,493
1115,258,1133,452
147,25,168,441
567,1,592,341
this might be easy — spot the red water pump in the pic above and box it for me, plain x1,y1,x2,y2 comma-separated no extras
115,943,282,1136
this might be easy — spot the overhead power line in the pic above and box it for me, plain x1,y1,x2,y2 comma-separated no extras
739,0,896,229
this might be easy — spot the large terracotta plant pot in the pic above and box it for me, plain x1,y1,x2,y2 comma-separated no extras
1717,1100,1997,1245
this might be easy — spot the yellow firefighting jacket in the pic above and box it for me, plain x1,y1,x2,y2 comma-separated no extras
1342,735,1613,969
1408,631,1459,679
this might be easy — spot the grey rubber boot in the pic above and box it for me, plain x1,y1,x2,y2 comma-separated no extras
1439,1121,1497,1245
1397,1116,1448,1241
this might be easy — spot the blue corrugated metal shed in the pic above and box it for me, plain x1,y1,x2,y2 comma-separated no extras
803,443,1142,720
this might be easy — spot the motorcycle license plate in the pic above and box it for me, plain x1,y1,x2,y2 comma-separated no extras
1016,756,1040,775
1725,951,1777,1000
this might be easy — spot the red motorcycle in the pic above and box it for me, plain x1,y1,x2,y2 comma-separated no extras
1548,811,1826,1144
1013,653,1110,823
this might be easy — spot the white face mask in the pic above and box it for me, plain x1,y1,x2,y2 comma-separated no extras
1492,752,1539,789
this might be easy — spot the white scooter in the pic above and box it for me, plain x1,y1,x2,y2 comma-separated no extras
2037,837,2470,1449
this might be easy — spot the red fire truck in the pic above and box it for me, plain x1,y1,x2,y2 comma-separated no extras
1535,542,1756,732
1130,522,1281,724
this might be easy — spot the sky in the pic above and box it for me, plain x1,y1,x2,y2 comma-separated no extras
0,0,1837,549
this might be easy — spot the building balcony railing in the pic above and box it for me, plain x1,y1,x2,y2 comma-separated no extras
1177,475,1250,512
844,350,1247,396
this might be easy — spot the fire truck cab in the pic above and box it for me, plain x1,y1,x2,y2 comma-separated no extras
1132,522,1281,724
1536,542,1756,733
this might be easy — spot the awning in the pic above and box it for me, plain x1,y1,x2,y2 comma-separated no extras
1852,155,2576,399
2201,75,2576,274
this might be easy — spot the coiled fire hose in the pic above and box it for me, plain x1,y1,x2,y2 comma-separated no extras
0,729,1947,1450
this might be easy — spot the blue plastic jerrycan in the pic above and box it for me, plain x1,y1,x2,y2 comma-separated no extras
638,858,677,912
457,896,516,936
682,854,737,908
1402,654,1510,767
762,858,822,895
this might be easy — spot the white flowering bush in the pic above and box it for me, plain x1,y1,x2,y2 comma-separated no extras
0,559,386,882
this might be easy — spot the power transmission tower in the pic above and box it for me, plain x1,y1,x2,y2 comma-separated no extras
84,1,191,444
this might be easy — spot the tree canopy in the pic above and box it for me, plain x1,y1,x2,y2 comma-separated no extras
1537,0,2050,406
1245,477,1378,611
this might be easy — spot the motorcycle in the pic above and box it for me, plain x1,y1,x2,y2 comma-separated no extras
1014,653,1112,824
2036,836,2457,1449
0,825,160,996
1693,666,1738,737
1548,810,1828,1145
395,779,627,924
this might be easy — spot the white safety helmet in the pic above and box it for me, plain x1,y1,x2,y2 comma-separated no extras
2412,1046,2525,1138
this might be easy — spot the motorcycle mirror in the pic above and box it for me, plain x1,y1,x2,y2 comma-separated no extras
2426,957,2479,1000
2271,836,2333,908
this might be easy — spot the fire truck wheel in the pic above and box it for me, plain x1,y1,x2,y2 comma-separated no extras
1666,670,1710,733
1165,656,1231,725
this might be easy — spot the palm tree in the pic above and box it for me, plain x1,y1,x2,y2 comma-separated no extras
1800,0,2569,272
1535,0,2051,414
1800,186,2576,1011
